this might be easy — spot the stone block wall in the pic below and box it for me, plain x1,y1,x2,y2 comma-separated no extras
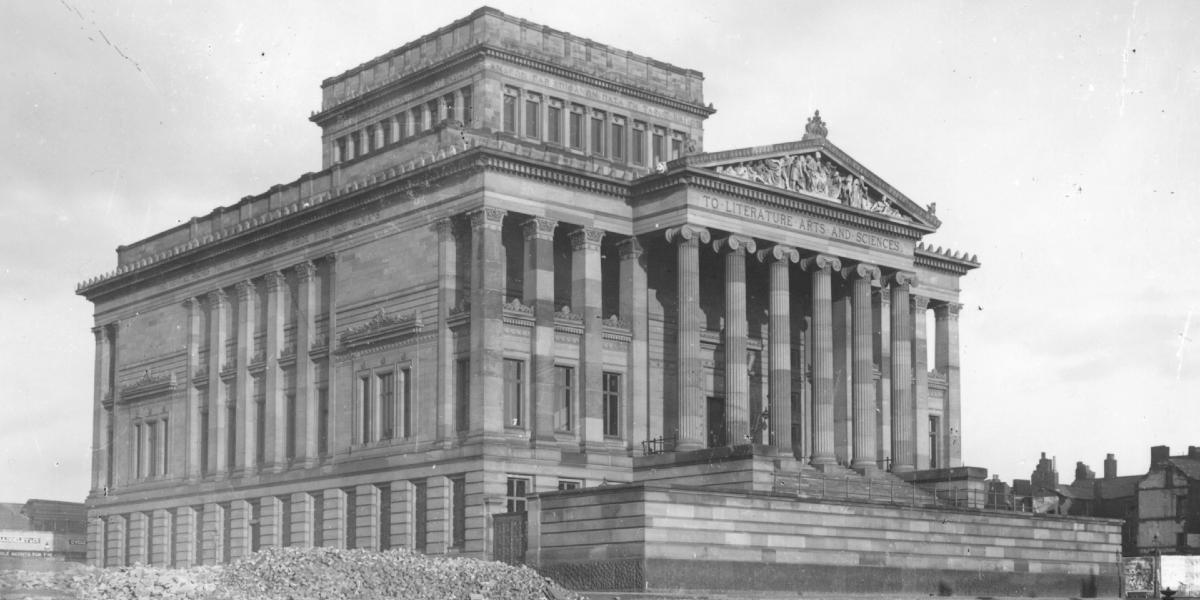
529,484,1122,596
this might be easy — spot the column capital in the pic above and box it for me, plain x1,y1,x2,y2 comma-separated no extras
182,297,201,311
876,286,891,302
712,234,756,255
664,224,710,245
911,295,930,311
522,217,558,242
92,325,110,343
263,271,285,291
756,244,800,264
294,260,317,282
885,271,917,288
840,262,880,283
322,251,338,264
234,280,256,300
799,254,842,273
934,302,963,319
616,236,644,260
208,289,228,306
569,227,604,251
468,207,506,230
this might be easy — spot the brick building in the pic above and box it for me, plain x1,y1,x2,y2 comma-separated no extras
77,8,1122,594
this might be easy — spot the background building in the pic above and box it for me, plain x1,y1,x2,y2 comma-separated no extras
0,499,87,567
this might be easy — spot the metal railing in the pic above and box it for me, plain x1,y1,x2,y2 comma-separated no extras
791,473,1046,515
641,435,678,455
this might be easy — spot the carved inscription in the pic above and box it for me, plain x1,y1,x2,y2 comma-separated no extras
699,193,905,254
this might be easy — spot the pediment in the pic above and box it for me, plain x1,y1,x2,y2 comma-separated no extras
686,137,941,230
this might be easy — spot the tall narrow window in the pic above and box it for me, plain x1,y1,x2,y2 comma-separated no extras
670,130,685,160
652,126,666,165
503,359,524,428
379,120,391,146
396,113,409,140
929,415,941,469
105,420,114,487
611,115,626,162
413,480,428,552
568,104,584,149
443,93,456,123
199,405,209,475
134,423,143,478
279,495,292,547
378,483,392,551
226,388,237,472
547,98,563,144
346,135,357,161
379,372,395,440
343,487,357,549
312,492,324,547
400,367,412,438
285,393,297,460
554,365,573,431
335,138,347,163
590,110,606,155
450,476,466,550
361,129,373,154
603,372,621,437
427,99,440,126
461,85,473,125
631,121,646,165
505,476,530,513
148,420,159,476
359,376,373,444
161,419,168,476
502,87,518,134
255,397,265,466
456,358,470,433
317,388,329,456
524,92,541,139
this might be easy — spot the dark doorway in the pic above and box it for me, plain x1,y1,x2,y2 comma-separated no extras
493,512,527,565
707,396,726,448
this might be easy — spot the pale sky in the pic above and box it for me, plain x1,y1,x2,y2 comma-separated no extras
3,1,1199,503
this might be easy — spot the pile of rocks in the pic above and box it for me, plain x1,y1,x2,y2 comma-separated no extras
0,547,579,600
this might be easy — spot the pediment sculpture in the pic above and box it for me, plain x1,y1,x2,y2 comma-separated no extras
712,151,904,220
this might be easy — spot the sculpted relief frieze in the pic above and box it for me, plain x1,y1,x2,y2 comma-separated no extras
711,151,904,220
697,193,907,255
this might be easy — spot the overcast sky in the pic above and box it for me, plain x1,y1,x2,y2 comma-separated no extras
3,1,1199,503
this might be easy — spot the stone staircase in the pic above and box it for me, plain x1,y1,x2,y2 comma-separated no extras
773,464,945,507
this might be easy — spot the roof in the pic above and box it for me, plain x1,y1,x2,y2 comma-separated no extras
1096,475,1141,499
0,503,30,529
1170,457,1200,481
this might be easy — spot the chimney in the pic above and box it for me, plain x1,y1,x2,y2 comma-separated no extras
1190,446,1200,460
1074,461,1094,482
1104,453,1117,479
1151,445,1170,468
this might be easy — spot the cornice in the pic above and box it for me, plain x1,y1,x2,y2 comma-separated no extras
913,242,981,275
119,370,177,404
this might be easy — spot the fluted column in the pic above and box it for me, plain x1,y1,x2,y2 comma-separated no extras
570,227,605,450
911,295,931,468
758,244,799,452
619,237,650,448
874,286,891,467
844,263,881,472
294,261,317,464
91,325,112,493
665,225,710,451
235,280,256,472
469,208,507,438
183,299,201,480
262,272,285,470
888,273,916,472
800,254,841,467
935,302,963,467
207,290,229,477
435,219,458,443
714,234,756,445
525,218,558,444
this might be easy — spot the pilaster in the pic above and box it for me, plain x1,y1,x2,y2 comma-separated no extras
665,225,710,451
800,254,840,468
259,496,283,549
91,325,112,493
758,244,799,452
525,217,558,444
619,237,650,447
935,302,963,467
235,280,256,473
294,260,318,464
570,226,605,450
435,219,458,443
714,234,756,445
262,272,286,470
208,289,229,477
469,207,507,439
182,299,201,480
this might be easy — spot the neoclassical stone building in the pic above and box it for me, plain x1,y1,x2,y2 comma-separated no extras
78,8,1119,594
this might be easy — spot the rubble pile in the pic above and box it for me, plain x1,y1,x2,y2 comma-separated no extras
0,547,579,600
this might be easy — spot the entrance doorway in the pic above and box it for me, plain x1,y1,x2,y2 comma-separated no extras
707,396,726,447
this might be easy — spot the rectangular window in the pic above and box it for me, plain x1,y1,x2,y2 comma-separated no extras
503,359,524,428
456,358,470,432
199,406,209,475
285,393,296,460
502,87,518,134
461,85,473,125
568,104,584,149
359,376,373,444
506,476,530,513
312,492,324,547
557,479,582,491
255,398,265,466
105,420,114,487
346,135,357,160
279,496,292,547
148,420,159,476
450,476,466,550
379,372,395,440
343,487,357,549
413,480,427,552
547,98,563,144
317,388,329,456
397,113,408,139
443,93,456,122
378,484,392,551
226,397,236,472
670,130,685,160
590,110,606,155
929,415,941,469
161,419,168,476
134,423,143,478
427,100,440,126
603,372,621,437
335,138,347,163
362,129,372,154
524,92,541,138
554,365,573,431
631,121,646,165
379,120,391,146
611,115,626,162
652,126,666,165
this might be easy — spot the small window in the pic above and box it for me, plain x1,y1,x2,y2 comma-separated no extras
652,126,666,165
611,115,626,162
379,372,395,439
506,476,530,513
396,112,409,139
502,87,519,134
524,92,541,139
503,359,524,428
443,93,456,122
317,388,329,456
547,98,563,144
631,121,646,165
929,415,941,469
554,365,574,431
255,397,266,466
569,104,585,149
199,406,209,475
285,393,297,460
603,372,621,437
670,130,685,160
557,479,582,491
456,358,470,432
590,110,606,155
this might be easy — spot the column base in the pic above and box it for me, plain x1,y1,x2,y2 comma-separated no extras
810,458,838,473
852,463,879,476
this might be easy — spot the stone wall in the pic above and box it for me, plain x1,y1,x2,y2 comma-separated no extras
528,483,1121,596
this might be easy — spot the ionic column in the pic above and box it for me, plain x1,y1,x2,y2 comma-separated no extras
570,227,605,449
911,295,931,468
665,225,711,451
91,325,113,493
294,261,317,463
800,254,841,467
758,244,799,452
888,273,916,472
262,272,285,470
618,237,650,447
524,217,558,444
183,299,201,480
714,234,756,445
435,219,458,443
844,263,880,472
235,280,256,472
207,290,229,477
935,302,963,467
874,286,891,468
468,208,507,438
